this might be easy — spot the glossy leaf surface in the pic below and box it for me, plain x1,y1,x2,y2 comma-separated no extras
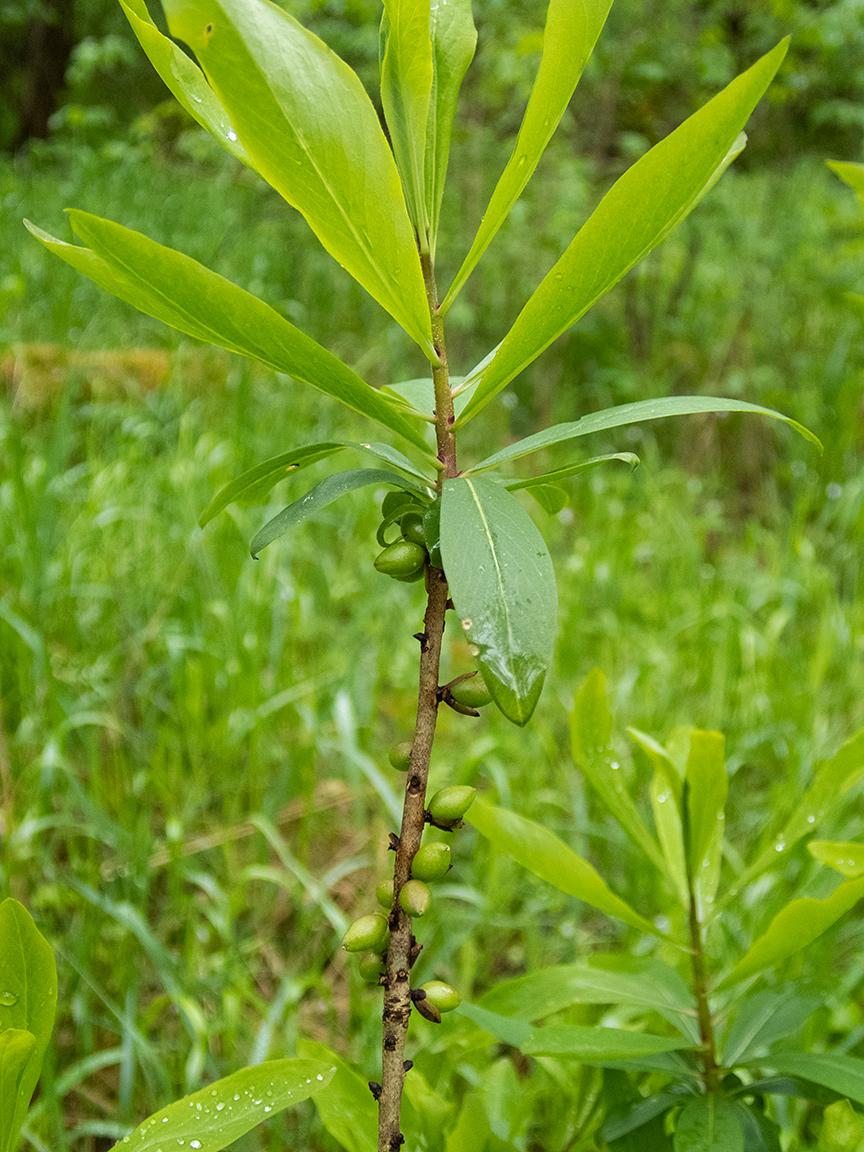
721,987,821,1066
113,1058,334,1150
456,41,789,423
630,728,689,909
468,395,820,465
25,215,431,453
162,0,435,357
0,1030,36,1152
250,468,423,557
685,730,726,914
443,0,612,308
440,476,557,725
466,800,662,936
674,1097,743,1152
523,1025,690,1063
120,0,250,162
380,0,433,236
718,874,864,989
426,0,476,252
571,670,666,873
504,452,638,491
808,840,864,877
765,1053,864,1107
0,899,57,1152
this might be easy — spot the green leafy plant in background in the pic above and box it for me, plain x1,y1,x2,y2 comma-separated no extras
24,0,822,1148
461,672,864,1150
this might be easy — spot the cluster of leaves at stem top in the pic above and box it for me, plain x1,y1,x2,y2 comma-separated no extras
26,0,819,725
457,672,864,1151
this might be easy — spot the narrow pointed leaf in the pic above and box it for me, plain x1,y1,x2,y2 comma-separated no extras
765,1053,864,1108
721,988,821,1066
112,1058,335,1151
119,0,250,162
0,899,57,1152
603,1094,681,1143
505,452,638,491
25,215,430,454
162,0,435,357
250,468,422,558
730,1102,781,1152
717,874,864,990
571,670,667,873
380,0,433,236
455,40,789,423
0,1030,37,1152
629,729,689,908
734,728,864,893
442,0,612,309
522,1025,690,1063
684,731,727,915
829,159,864,211
468,395,820,468
426,0,476,251
457,1002,534,1048
808,840,864,878
440,476,557,725
674,1097,743,1152
466,799,664,937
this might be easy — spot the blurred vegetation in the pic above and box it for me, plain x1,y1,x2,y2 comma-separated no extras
2,0,864,1148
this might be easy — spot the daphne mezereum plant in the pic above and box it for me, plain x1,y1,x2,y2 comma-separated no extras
24,1,820,1148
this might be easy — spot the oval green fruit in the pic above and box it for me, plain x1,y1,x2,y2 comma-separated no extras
388,741,413,770
358,953,385,984
374,540,426,578
342,913,389,954
399,879,431,917
421,980,461,1013
376,879,394,909
400,512,426,548
411,842,451,882
428,785,476,823
449,676,492,709
381,490,415,519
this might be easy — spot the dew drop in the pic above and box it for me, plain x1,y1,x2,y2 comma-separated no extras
0,991,18,1007
190,1144,201,1150
656,791,670,804
264,1106,272,1113
774,839,786,852
316,1073,325,1081
162,1117,169,1123
807,814,816,824
226,130,238,141
216,1103,225,1112
610,761,620,771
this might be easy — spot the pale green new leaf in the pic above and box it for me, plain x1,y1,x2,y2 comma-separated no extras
466,799,664,937
467,396,819,466
442,0,613,309
112,1059,334,1151
426,0,476,253
522,1025,690,1063
440,476,557,725
674,1097,743,1152
629,729,689,909
25,215,430,454
504,452,638,491
0,899,57,1152
808,840,864,878
250,468,424,558
829,160,864,212
455,40,789,423
0,1030,36,1152
765,1053,864,1108
570,671,666,873
380,0,433,237
717,874,864,990
685,730,726,915
119,0,250,162
162,0,435,357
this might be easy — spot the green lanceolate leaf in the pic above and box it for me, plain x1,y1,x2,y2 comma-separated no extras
571,670,666,874
721,987,821,1066
717,873,864,990
526,484,568,514
603,1093,681,1144
505,452,638,491
440,476,557,725
466,799,663,937
250,468,424,558
0,899,57,1152
808,840,864,877
114,1058,335,1150
829,160,864,211
457,1002,533,1049
629,728,689,909
0,1030,37,1152
25,215,430,455
684,730,726,915
119,0,251,163
765,1053,864,1108
730,1102,781,1152
380,0,433,238
426,0,476,256
522,1025,690,1064
297,1040,376,1152
455,40,790,424
467,396,820,466
442,0,613,310
674,1097,743,1152
162,0,435,358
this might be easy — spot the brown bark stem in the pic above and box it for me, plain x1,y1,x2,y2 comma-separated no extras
377,251,457,1152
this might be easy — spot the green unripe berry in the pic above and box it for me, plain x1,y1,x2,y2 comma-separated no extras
421,980,461,1013
376,879,394,909
400,512,426,548
399,879,431,917
374,540,426,578
449,676,492,709
411,842,451,882
428,785,476,823
394,564,426,583
388,741,413,770
358,953,385,984
342,913,389,954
